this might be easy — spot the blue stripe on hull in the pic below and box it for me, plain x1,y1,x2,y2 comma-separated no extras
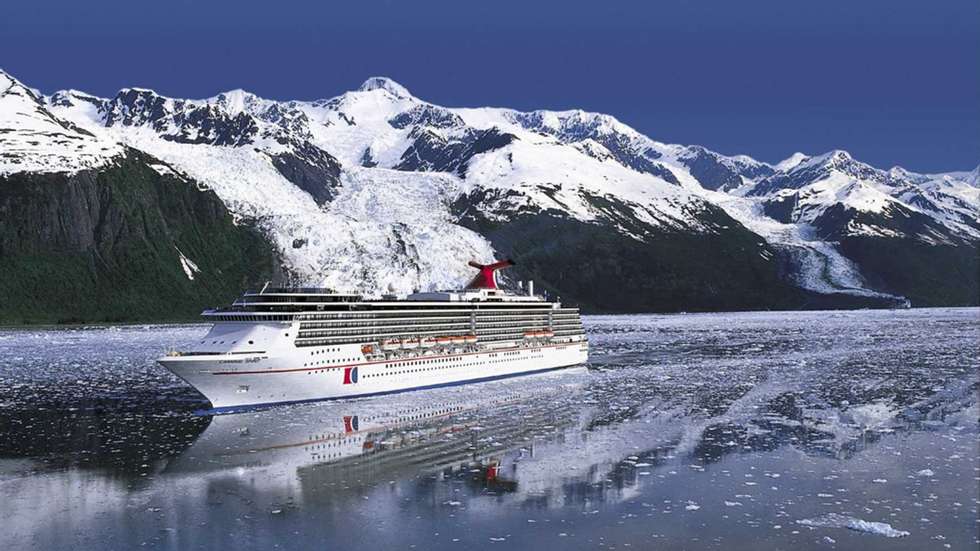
195,363,584,416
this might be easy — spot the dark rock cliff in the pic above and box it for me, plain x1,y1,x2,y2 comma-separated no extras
452,190,898,313
0,150,281,323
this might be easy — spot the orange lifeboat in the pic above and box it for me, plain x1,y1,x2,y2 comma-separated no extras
381,339,400,351
401,338,420,350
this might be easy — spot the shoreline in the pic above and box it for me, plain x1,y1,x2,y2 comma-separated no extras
1,305,976,330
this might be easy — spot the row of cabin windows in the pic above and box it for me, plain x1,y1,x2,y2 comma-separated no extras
213,304,579,321
241,301,557,308
361,353,543,379
296,315,555,329
302,343,571,375
292,308,567,321
227,303,563,316
357,349,545,378
305,359,356,367
295,332,584,347
207,314,294,321
295,322,575,337
295,331,581,347
296,322,580,339
208,308,580,323
305,348,357,367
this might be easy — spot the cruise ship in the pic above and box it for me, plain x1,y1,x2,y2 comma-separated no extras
158,260,588,410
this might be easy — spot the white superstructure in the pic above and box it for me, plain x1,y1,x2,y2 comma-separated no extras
158,260,588,410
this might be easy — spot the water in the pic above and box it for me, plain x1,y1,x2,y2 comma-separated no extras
1,309,977,550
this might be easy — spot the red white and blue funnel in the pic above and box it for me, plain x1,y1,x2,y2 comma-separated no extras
466,259,514,290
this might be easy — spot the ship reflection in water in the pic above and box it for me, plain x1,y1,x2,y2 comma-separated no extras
0,309,977,550
165,375,587,502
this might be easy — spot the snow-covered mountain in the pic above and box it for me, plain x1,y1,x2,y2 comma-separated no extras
748,150,979,242
2,69,977,314
0,71,123,174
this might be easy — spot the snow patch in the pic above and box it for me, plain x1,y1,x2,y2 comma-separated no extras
175,246,200,281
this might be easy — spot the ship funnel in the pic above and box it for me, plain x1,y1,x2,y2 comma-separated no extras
528,280,534,297
466,259,514,290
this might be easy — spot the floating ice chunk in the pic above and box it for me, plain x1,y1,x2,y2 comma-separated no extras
845,402,897,429
797,513,910,538
915,469,935,477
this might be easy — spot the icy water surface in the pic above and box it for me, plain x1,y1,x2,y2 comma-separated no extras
0,309,977,550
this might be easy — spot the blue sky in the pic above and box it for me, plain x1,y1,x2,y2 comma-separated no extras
2,0,976,172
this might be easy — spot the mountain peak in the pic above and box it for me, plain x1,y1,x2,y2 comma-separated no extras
212,88,260,115
0,69,47,108
818,149,853,163
966,165,980,187
792,149,854,172
887,165,912,179
0,69,31,94
358,77,411,99
115,86,163,98
775,152,808,171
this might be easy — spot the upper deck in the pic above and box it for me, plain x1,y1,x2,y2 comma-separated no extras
207,287,556,317
203,260,572,322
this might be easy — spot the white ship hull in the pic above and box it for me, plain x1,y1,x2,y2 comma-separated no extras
160,329,587,411
157,262,588,411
